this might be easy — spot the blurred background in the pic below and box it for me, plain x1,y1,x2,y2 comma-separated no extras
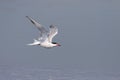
0,0,120,73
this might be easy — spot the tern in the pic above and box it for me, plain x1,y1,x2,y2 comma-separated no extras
26,16,61,48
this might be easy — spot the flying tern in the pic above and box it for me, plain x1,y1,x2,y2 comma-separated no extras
26,16,61,48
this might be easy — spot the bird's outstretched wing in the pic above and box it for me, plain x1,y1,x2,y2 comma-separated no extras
26,16,48,42
26,16,47,34
48,25,58,42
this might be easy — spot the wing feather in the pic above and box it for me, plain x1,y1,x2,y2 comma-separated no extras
26,16,48,42
48,25,58,42
26,16,47,33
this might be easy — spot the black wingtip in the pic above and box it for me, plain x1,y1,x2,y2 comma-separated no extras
26,16,35,24
50,24,55,28
26,16,29,19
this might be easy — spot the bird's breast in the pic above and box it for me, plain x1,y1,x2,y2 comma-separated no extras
40,42,53,48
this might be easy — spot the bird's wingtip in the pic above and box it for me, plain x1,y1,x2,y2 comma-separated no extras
26,16,29,18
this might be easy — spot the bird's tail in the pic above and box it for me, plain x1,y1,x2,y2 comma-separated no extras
27,39,40,46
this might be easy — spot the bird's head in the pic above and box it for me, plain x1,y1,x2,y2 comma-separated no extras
52,42,61,47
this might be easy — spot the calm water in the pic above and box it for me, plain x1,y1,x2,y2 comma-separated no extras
0,65,120,80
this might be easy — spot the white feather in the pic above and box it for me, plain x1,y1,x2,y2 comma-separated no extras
27,39,40,46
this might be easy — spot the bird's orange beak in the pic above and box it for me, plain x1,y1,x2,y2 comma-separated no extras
57,44,61,46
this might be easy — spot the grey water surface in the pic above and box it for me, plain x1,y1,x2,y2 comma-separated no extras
0,65,120,80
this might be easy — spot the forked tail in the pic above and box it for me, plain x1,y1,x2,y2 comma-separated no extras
27,39,40,46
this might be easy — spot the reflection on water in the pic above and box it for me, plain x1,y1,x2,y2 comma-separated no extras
0,65,120,80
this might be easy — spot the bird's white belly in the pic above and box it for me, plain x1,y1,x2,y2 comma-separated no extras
40,42,53,48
